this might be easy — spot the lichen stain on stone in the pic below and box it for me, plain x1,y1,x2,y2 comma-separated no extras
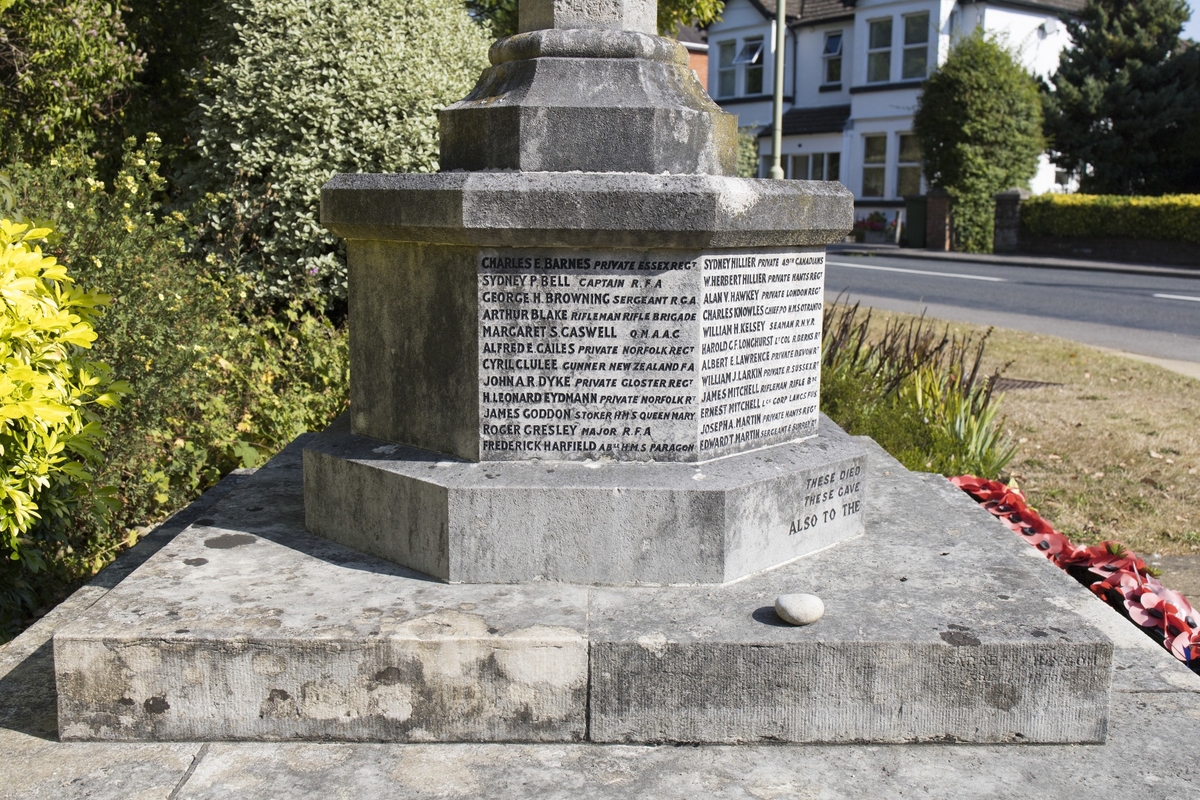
143,696,170,714
204,533,257,549
259,687,299,720
635,632,669,658
252,652,288,676
940,630,982,647
984,683,1022,711
395,609,491,640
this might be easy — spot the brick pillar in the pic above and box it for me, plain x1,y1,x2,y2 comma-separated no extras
925,188,951,251
993,188,1030,254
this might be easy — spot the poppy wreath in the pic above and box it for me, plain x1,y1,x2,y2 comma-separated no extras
951,475,1200,666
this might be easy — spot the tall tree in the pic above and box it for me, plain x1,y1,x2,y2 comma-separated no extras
466,0,724,37
1043,0,1200,194
914,32,1044,252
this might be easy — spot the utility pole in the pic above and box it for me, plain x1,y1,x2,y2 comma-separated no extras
770,0,787,180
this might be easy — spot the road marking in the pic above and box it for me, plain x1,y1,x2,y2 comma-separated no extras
826,261,1007,282
1153,293,1200,303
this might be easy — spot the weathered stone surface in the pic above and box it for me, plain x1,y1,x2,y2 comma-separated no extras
54,448,589,743
320,172,854,249
443,2,723,174
519,0,656,33
303,413,866,585
55,436,1112,744
345,241,829,463
490,28,686,65
439,53,735,175
586,460,1114,745
172,686,1200,798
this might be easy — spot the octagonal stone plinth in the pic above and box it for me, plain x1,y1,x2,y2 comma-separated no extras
439,30,735,175
322,172,853,464
303,414,866,585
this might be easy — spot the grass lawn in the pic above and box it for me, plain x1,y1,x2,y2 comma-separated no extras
854,309,1200,557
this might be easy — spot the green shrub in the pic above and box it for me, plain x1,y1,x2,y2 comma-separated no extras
913,32,1044,253
821,302,1016,478
0,0,144,161
736,127,759,178
1020,193,1200,243
181,0,491,305
5,137,348,606
0,218,125,638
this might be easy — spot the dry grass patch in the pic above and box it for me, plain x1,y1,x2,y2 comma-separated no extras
848,309,1200,556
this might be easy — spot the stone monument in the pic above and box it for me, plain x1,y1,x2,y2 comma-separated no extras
304,0,867,586
51,0,1115,746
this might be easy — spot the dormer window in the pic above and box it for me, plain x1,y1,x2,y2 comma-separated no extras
735,37,765,94
823,32,843,85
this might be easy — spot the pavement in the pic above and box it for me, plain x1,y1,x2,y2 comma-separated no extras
3,466,1200,798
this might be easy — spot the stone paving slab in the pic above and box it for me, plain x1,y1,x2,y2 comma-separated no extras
52,435,1111,745
1,447,1198,796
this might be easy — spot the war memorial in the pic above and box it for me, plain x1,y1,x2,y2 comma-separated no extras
48,0,1118,748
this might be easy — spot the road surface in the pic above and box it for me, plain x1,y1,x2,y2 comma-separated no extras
823,253,1200,369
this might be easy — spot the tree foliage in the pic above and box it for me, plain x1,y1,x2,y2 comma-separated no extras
1043,0,1200,194
913,32,1044,252
0,0,144,162
179,0,491,306
466,0,724,37
3,137,350,637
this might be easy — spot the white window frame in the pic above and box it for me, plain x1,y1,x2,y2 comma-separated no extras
823,31,844,86
896,133,922,198
866,18,893,84
734,37,766,95
862,134,888,198
716,40,737,98
901,12,931,81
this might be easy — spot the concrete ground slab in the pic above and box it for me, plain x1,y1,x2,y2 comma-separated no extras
53,435,1110,745
2,460,1198,796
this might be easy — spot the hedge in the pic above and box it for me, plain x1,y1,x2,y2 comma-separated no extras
1021,194,1200,244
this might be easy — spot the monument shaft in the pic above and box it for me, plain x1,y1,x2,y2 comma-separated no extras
307,0,861,584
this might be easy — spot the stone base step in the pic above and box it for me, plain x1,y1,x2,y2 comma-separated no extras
53,437,1112,744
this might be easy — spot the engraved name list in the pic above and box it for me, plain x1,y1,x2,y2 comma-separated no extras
478,248,826,462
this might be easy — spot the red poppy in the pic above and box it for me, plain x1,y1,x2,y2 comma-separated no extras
952,474,1199,666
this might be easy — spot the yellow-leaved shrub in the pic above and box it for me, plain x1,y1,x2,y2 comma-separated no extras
1021,194,1200,244
0,219,127,634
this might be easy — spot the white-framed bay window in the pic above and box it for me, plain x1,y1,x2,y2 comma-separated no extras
735,37,765,94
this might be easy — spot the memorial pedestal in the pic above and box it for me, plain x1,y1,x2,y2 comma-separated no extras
316,172,862,585
53,436,1113,744
50,0,1117,747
